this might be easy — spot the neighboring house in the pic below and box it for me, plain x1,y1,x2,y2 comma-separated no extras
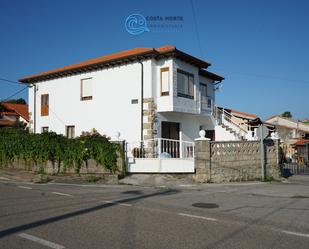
265,115,309,160
265,115,309,141
19,45,224,144
214,107,265,141
0,102,29,127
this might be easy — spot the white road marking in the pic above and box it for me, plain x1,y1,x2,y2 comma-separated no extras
18,186,32,190
104,200,132,207
178,213,217,221
0,177,10,181
281,230,309,238
18,233,65,249
51,192,73,197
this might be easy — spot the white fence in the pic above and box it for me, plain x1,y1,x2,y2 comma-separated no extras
126,138,195,173
126,138,195,159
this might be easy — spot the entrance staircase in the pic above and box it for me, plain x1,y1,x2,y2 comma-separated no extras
214,107,251,141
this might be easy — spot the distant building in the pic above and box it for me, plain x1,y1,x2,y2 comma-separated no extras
0,102,29,127
265,115,309,160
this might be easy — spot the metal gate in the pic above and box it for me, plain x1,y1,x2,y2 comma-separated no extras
282,163,309,176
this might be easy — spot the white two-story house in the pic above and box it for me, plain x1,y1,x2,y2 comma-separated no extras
19,46,224,153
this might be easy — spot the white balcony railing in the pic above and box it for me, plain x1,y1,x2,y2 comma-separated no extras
201,96,213,112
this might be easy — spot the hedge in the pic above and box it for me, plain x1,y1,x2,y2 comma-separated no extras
0,127,122,173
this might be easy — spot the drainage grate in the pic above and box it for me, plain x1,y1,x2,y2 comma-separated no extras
192,203,219,209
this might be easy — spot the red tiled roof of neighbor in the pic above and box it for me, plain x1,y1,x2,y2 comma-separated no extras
19,45,217,83
1,111,19,117
0,103,29,121
217,107,259,120
294,139,309,146
0,120,16,126
231,109,259,119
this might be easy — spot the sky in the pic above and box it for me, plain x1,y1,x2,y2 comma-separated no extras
0,0,308,120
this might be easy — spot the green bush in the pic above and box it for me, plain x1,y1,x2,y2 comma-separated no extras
0,127,121,173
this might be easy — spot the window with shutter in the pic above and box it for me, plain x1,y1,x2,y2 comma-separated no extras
66,126,75,138
41,94,49,116
160,67,169,96
81,78,93,100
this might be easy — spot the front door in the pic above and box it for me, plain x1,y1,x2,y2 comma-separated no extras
161,122,180,157
162,122,180,140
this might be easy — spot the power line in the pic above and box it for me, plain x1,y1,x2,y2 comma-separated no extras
0,86,29,102
190,0,204,58
0,77,23,86
216,68,309,84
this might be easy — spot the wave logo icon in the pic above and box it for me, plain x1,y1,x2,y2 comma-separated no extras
125,14,149,35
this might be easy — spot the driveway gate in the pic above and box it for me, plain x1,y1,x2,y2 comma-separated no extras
282,163,309,176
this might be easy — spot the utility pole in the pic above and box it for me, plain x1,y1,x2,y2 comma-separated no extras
260,125,265,181
258,124,268,181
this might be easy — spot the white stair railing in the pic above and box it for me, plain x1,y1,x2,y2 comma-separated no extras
215,107,249,139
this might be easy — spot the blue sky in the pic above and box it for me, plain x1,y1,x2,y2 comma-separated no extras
0,0,308,119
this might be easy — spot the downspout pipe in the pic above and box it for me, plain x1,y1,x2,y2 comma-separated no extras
138,61,144,142
32,83,37,133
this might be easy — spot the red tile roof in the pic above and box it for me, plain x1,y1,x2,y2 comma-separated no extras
294,139,309,146
231,109,259,119
1,111,19,117
19,45,216,83
218,107,259,120
0,103,29,121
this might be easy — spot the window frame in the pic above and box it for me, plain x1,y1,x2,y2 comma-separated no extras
66,125,75,139
41,126,49,133
41,94,49,116
200,83,207,109
80,77,93,101
177,69,194,99
200,83,207,98
160,67,170,96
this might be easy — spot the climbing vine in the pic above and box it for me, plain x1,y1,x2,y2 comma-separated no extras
0,128,121,173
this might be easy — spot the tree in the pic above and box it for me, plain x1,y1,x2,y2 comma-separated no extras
5,98,27,104
281,111,292,118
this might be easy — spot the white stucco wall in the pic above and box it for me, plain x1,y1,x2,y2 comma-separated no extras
29,61,152,142
156,112,214,142
215,125,238,141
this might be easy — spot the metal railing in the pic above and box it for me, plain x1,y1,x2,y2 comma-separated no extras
282,163,309,176
201,96,213,112
126,138,195,159
215,107,250,139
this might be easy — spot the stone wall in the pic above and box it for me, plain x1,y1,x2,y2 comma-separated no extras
143,98,156,141
194,139,281,183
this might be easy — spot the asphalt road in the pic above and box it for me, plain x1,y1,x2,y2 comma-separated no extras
0,177,308,249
